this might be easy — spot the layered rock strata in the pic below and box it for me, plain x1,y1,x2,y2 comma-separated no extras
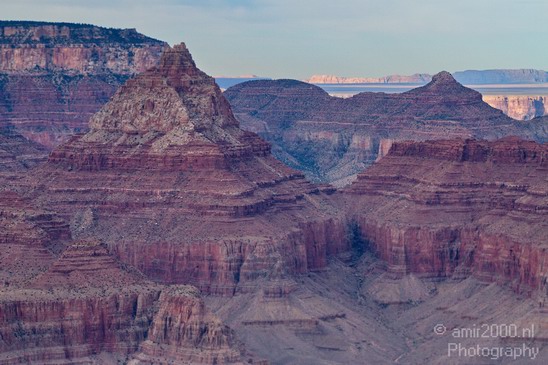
343,138,548,296
0,21,166,148
0,240,253,364
483,95,547,121
0,190,69,287
225,72,546,185
132,287,254,365
22,43,348,296
0,129,47,172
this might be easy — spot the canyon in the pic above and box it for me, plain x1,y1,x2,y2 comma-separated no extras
0,22,546,365
226,72,546,185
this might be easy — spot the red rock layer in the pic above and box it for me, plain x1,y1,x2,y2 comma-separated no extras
0,21,165,75
343,138,548,295
0,130,47,172
0,191,69,287
0,240,253,364
0,21,166,148
225,73,546,184
23,43,349,296
132,287,254,365
0,239,159,364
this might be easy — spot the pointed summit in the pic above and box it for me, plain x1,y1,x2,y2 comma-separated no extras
89,42,238,135
430,70,456,83
405,70,483,102
157,42,198,75
50,42,270,171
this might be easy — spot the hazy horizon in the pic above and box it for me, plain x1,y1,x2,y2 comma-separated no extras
1,0,547,79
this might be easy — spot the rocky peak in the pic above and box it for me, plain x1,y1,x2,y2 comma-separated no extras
88,42,239,140
430,70,455,83
48,42,272,170
406,70,482,101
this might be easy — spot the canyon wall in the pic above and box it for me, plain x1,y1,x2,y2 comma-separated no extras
343,138,548,297
0,21,166,148
0,240,253,364
483,95,547,120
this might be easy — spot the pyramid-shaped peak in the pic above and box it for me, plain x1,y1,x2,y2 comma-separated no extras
87,41,239,135
49,41,271,171
405,70,481,100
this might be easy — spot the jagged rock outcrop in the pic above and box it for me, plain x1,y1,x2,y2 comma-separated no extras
132,287,255,365
342,138,548,296
0,239,254,364
226,72,545,185
0,21,166,148
21,43,348,296
483,95,547,120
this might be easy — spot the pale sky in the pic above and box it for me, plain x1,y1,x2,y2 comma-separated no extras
1,0,546,79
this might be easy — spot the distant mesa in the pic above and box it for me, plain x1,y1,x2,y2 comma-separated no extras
215,75,271,89
306,68,548,84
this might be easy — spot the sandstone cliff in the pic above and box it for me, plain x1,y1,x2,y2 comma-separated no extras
0,21,166,148
483,95,547,120
226,72,545,185
0,239,252,364
343,138,548,296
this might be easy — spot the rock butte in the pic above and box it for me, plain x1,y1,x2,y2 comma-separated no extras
0,37,546,363
225,73,546,185
21,42,349,297
0,21,166,149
